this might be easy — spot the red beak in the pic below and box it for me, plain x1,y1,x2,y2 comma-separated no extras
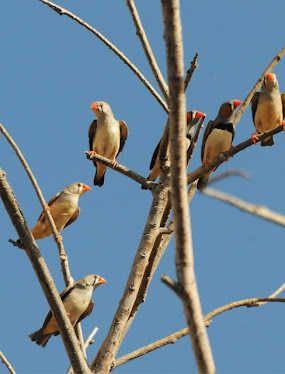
83,184,91,192
90,102,98,110
195,111,205,119
266,73,275,81
233,100,242,108
98,277,107,284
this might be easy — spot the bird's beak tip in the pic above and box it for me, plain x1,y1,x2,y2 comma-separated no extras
234,100,242,108
83,184,91,192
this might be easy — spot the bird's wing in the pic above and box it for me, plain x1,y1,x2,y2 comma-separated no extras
37,192,61,223
149,140,161,170
77,299,94,324
64,207,80,229
88,119,98,167
200,120,214,162
251,92,260,123
281,93,285,119
117,120,129,156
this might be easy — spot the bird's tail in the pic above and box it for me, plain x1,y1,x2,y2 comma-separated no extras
29,328,52,348
261,136,274,146
197,171,211,190
94,164,106,187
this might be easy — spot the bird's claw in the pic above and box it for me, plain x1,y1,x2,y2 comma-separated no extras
54,233,63,242
111,160,118,169
281,121,285,130
89,151,97,159
251,132,259,145
202,159,210,167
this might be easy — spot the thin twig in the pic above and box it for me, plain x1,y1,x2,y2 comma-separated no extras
184,52,199,91
0,351,16,374
202,187,285,227
162,1,215,373
85,152,156,190
37,0,169,113
126,0,169,102
234,45,285,125
0,123,72,287
113,297,285,369
187,116,205,163
84,327,99,350
0,170,90,374
187,124,284,185
207,170,250,185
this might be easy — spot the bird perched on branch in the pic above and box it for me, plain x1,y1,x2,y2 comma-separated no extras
29,182,91,241
197,100,242,190
88,101,129,186
142,110,205,188
29,274,107,347
251,73,285,146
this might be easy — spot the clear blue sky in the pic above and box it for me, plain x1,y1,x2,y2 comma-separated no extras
1,1,285,373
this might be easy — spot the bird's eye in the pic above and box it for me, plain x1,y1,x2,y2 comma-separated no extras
77,183,81,187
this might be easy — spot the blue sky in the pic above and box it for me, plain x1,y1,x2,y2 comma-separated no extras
1,1,285,373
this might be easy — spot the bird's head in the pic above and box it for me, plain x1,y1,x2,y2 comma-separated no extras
186,110,205,124
90,101,112,118
263,73,279,89
79,274,107,290
218,100,242,118
65,182,91,196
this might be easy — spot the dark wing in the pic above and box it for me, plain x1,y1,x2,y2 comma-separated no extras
251,92,260,123
117,120,129,157
281,93,285,119
88,119,98,167
149,140,161,170
200,120,214,162
77,299,94,324
38,192,61,223
64,207,80,229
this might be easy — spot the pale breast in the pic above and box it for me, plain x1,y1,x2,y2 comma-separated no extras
63,288,92,325
204,129,232,161
93,122,120,159
255,99,283,132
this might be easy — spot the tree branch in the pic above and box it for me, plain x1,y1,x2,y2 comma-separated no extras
37,0,169,113
0,170,91,374
184,52,199,91
85,152,156,190
113,297,285,370
90,178,170,373
126,0,169,102
207,169,250,185
0,351,16,374
201,187,285,227
187,124,284,185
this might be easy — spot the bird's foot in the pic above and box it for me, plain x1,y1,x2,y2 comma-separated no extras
251,131,259,145
202,159,210,167
111,159,118,169
89,151,97,159
45,205,50,211
54,233,63,242
281,121,285,130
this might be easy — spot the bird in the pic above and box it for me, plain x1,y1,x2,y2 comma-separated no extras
30,182,91,241
142,110,205,188
88,101,129,187
197,100,242,190
29,274,107,347
251,73,285,146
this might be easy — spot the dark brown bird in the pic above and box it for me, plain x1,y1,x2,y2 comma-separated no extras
251,73,285,146
89,101,129,186
197,100,242,190
29,274,107,347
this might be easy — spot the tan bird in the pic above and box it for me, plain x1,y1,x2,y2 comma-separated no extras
251,73,285,146
89,101,129,186
197,100,242,190
142,110,205,188
31,182,91,241
29,274,107,347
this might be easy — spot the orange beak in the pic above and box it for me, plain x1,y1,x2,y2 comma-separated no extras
83,184,91,192
233,100,242,108
267,73,275,81
98,277,107,284
90,102,98,110
195,111,205,119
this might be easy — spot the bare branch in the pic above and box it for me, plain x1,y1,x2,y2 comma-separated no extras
90,179,170,372
84,327,99,350
202,187,285,227
37,0,169,113
0,123,73,287
186,116,205,163
126,0,169,101
234,45,285,125
184,52,199,91
85,152,156,190
187,124,284,185
207,169,250,185
0,170,91,374
162,1,215,373
113,297,285,369
0,351,16,374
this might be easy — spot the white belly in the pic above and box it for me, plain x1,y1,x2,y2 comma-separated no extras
255,99,282,133
204,129,232,161
93,123,120,159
